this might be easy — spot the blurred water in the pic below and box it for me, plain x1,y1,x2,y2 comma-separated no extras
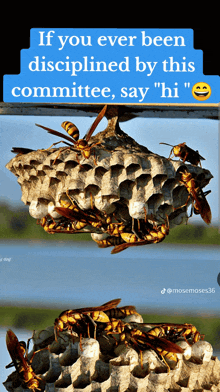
0,241,220,313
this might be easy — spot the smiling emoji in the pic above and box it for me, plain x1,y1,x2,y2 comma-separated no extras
192,82,211,101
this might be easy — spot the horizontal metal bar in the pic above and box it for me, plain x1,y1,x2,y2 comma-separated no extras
0,102,219,120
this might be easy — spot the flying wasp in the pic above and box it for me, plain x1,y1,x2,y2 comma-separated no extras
54,298,121,341
5,329,44,391
35,105,107,161
160,142,205,166
179,170,212,225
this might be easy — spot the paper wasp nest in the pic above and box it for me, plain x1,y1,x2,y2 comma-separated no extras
4,325,220,392
6,108,213,251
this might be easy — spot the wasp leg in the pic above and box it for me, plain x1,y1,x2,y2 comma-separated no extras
93,149,99,166
29,346,49,364
5,361,15,369
26,330,35,357
160,354,171,373
52,147,71,165
174,194,191,211
86,314,97,340
91,142,102,165
76,153,84,168
44,140,71,151
143,207,147,223
139,350,144,369
90,192,94,210
131,218,142,240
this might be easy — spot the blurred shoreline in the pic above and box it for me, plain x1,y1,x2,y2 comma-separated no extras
0,202,220,245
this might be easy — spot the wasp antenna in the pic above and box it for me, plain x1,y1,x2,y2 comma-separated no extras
159,142,174,147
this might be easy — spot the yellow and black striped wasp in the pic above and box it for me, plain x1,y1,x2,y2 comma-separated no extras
111,215,170,254
145,322,204,345
35,105,107,161
129,327,184,371
105,304,140,320
103,320,184,371
54,298,121,341
179,170,212,225
5,329,44,391
160,142,205,166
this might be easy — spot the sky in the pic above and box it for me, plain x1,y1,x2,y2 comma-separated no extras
0,114,219,225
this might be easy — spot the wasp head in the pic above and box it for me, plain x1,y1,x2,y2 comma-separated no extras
27,378,40,391
173,142,186,156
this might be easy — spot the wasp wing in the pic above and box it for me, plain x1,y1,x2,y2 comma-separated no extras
111,239,151,254
73,298,121,314
6,330,28,372
11,147,34,155
35,124,74,146
135,333,184,353
55,207,99,223
84,105,107,141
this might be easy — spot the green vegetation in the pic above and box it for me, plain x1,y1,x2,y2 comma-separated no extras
1,202,219,244
0,203,91,241
0,306,59,331
1,306,220,349
166,223,220,245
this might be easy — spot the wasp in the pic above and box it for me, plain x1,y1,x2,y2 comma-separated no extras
129,328,184,371
56,195,127,238
38,215,81,234
38,215,90,235
111,215,169,254
105,305,139,320
160,142,205,166
192,189,212,224
59,197,81,212
37,216,63,233
104,318,127,340
104,321,183,371
179,170,212,224
38,193,106,236
93,235,124,249
146,322,204,345
61,121,79,140
55,192,105,230
106,222,126,237
54,206,103,231
35,105,107,161
5,329,44,391
54,298,121,341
